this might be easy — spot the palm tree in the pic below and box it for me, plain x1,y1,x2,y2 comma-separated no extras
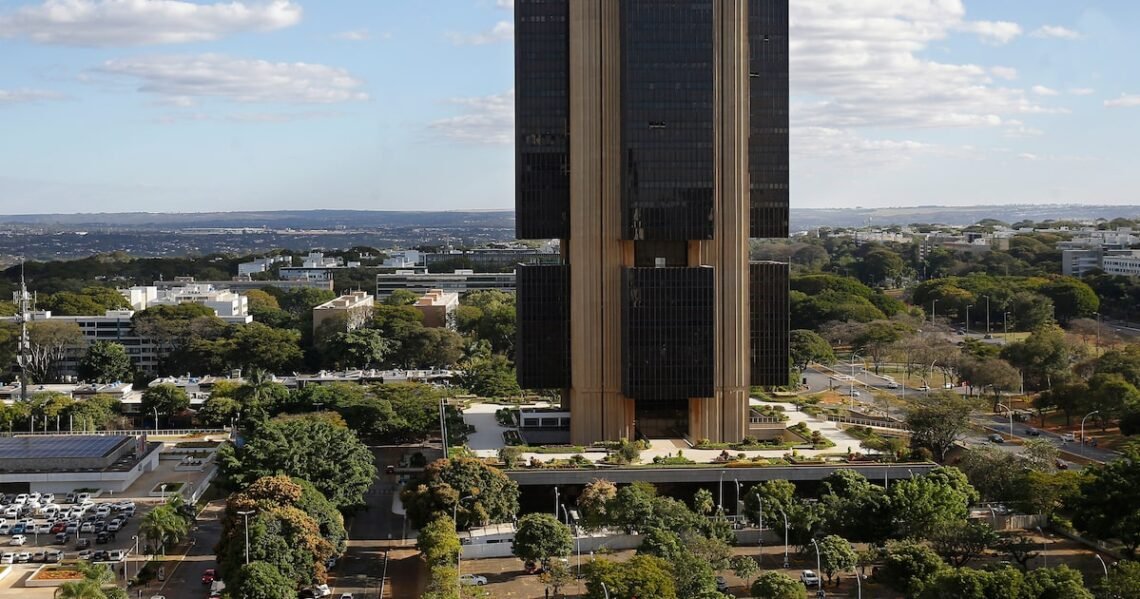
235,368,286,421
140,504,189,554
53,562,116,599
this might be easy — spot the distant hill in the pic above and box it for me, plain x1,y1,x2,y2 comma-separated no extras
1,205,1139,231
0,210,516,230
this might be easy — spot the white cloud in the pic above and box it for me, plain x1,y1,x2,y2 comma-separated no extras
794,127,932,165
1105,95,1140,108
790,1,1051,132
956,20,1022,45
155,109,343,124
430,89,513,144
333,29,370,42
1031,25,1081,40
0,0,300,47
1017,153,1040,161
94,54,369,104
1031,85,1059,96
990,66,1018,81
495,0,513,8
447,20,512,45
0,88,65,105
1068,88,1095,96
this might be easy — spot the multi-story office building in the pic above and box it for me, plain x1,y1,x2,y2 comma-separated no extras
375,270,516,299
514,0,791,444
312,291,375,334
514,0,790,445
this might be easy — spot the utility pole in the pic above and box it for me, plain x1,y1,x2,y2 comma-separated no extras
15,261,32,402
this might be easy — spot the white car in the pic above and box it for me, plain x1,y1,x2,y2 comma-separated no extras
800,570,821,587
0,553,13,564
80,522,95,533
95,506,112,518
459,574,488,586
9,535,27,546
886,381,900,389
313,584,332,597
1061,432,1076,442
13,495,27,505
35,523,52,534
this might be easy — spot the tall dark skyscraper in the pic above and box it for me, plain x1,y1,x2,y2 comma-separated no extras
515,0,789,445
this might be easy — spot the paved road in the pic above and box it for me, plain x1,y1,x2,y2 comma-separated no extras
333,446,421,599
149,502,224,599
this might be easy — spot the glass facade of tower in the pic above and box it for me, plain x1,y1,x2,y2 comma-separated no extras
515,0,570,240
750,261,790,386
515,264,571,390
620,0,715,241
622,267,715,400
748,0,790,239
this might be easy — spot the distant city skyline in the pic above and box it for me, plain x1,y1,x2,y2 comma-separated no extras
1,0,1138,214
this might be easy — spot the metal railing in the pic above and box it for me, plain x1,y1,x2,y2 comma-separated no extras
828,415,909,431
0,428,228,437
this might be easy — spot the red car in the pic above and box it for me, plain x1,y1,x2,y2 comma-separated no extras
201,568,216,584
50,522,67,534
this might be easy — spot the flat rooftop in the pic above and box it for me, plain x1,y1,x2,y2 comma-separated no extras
0,435,129,460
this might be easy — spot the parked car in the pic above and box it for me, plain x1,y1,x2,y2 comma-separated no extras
15,552,30,563
45,550,63,563
1062,433,1076,442
9,535,27,546
885,381,900,389
1056,458,1070,470
0,553,12,564
989,434,1005,444
202,569,217,584
95,532,110,545
716,575,729,592
313,584,332,597
54,533,68,544
1024,427,1041,436
460,574,488,586
800,570,821,587
77,549,93,560
76,538,91,549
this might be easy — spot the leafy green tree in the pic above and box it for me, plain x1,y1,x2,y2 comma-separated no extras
233,369,290,421
929,521,998,568
577,479,618,530
1008,291,1055,331
956,447,1027,503
672,549,723,598
920,566,1025,599
818,469,891,543
1002,325,1081,391
1072,446,1140,555
229,562,299,599
140,383,190,424
888,468,976,540
730,555,760,581
77,341,133,383
217,505,332,588
400,457,520,530
322,328,394,370
1040,277,1099,323
693,488,715,516
958,357,1020,410
218,414,377,511
513,513,573,565
856,248,908,287
196,396,242,427
996,533,1040,571
1088,372,1140,429
906,391,975,461
456,290,516,356
1023,564,1094,599
25,320,85,382
878,539,947,596
418,515,461,567
611,481,658,533
816,534,857,586
229,323,303,373
583,555,676,599
750,571,807,599
539,560,575,597
385,289,419,306
639,527,684,561
456,354,521,398
1021,470,1081,518
789,329,836,370
1034,380,1089,427
66,393,122,432
1098,560,1140,599
140,502,190,553
225,475,347,554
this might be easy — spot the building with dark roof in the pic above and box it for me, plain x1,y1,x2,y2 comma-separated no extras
0,435,160,494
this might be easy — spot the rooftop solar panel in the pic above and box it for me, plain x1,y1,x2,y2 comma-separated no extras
0,435,129,459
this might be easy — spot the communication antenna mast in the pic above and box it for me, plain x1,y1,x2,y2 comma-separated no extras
13,260,33,401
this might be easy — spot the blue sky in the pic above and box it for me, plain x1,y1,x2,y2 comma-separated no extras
0,0,1138,215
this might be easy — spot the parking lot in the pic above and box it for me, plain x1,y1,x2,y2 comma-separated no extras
0,492,153,576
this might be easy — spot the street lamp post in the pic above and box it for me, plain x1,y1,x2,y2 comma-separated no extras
853,564,862,599
153,407,159,436
131,535,139,579
927,360,938,393
236,509,255,565
985,296,991,335
1095,312,1102,354
159,484,167,504
1004,312,1010,337
850,354,861,407
1036,526,1048,568
453,495,475,595
734,479,742,516
931,299,938,323
601,582,610,599
965,305,972,335
439,398,448,460
996,403,1014,437
1081,411,1100,456
1095,554,1109,585
778,507,790,568
718,471,724,512
810,538,823,596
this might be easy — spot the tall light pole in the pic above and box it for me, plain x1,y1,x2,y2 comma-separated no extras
965,304,972,335
810,538,822,585
153,407,159,436
853,564,862,599
927,360,938,393
1095,554,1109,585
159,484,167,504
996,403,1014,437
1081,411,1100,456
236,509,255,565
554,486,560,520
1004,311,1010,337
454,495,475,595
733,479,742,516
1036,526,1048,568
985,296,991,336
601,582,610,599
438,397,449,460
131,535,139,579
778,507,790,568
850,353,861,407
931,299,938,323
718,471,725,511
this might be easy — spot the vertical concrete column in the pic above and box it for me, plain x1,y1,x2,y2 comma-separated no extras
568,0,630,444
691,0,751,443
